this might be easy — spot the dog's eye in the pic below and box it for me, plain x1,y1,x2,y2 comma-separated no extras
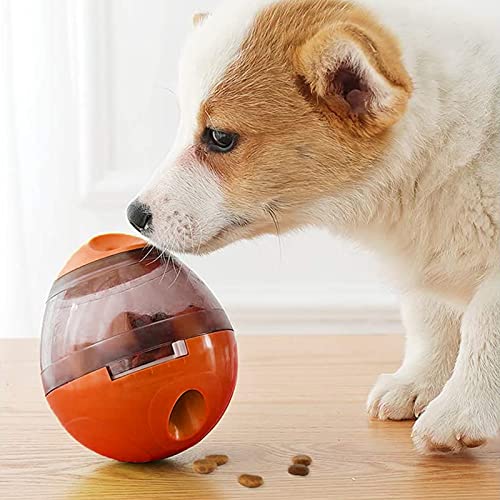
203,128,238,153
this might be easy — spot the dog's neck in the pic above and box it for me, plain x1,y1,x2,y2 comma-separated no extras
302,33,500,299
324,29,496,220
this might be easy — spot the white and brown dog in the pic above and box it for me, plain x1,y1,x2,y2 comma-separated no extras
127,0,500,454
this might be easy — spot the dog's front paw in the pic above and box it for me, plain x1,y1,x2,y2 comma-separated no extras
367,371,443,421
411,388,499,454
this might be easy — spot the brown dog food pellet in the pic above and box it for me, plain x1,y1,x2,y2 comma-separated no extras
129,313,153,329
192,459,217,474
151,311,171,322
206,454,229,466
288,464,310,476
292,454,312,466
238,474,264,488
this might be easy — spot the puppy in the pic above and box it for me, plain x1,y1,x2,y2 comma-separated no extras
128,0,500,454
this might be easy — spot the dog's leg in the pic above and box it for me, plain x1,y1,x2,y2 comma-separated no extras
367,293,461,421
412,273,500,453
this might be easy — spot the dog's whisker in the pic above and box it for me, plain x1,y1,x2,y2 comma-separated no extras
150,247,166,266
160,250,169,283
196,222,205,254
265,204,283,262
139,244,156,263
167,235,185,289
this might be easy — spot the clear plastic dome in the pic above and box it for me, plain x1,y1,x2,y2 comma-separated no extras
40,246,232,394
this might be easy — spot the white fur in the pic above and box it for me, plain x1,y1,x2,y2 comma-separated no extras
367,294,462,422
412,273,500,452
135,0,500,453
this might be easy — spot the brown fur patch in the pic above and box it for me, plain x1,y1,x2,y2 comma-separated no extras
195,0,412,233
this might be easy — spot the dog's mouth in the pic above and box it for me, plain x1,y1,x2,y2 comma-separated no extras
215,216,253,237
148,202,287,256
183,204,288,255
149,215,256,255
194,216,255,254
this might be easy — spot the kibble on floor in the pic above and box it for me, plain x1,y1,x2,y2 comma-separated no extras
238,474,264,488
205,454,229,466
292,454,312,466
288,464,310,476
192,459,217,475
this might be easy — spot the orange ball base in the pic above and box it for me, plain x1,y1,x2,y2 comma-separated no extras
46,330,237,463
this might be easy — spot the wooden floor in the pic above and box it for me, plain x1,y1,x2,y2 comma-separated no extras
1,336,500,499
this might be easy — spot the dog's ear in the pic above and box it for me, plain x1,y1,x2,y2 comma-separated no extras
294,22,412,136
193,12,210,27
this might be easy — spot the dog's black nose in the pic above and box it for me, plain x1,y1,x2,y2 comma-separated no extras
127,200,152,233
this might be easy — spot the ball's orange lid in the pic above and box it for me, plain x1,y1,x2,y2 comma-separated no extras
58,233,147,278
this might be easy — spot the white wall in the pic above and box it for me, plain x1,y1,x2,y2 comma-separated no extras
1,0,401,339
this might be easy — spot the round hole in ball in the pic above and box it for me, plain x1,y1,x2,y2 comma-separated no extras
88,234,141,252
167,390,207,441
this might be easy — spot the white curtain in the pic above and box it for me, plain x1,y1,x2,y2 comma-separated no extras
0,0,81,338
1,0,31,337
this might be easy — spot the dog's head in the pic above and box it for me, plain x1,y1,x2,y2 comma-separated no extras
128,0,412,254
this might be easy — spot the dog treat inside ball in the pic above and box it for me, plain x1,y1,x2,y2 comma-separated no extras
206,454,229,466
288,464,310,476
40,233,238,463
292,454,312,466
238,474,264,488
193,459,217,474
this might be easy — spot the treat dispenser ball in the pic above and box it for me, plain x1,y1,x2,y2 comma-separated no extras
40,234,237,463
